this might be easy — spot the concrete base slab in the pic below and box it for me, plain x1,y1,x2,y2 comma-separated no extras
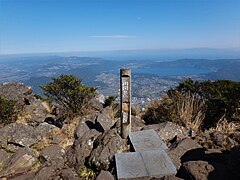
141,150,177,177
115,150,176,180
129,129,168,152
115,152,148,180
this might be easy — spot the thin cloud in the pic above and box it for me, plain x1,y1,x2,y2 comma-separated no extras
88,35,137,39
137,16,142,20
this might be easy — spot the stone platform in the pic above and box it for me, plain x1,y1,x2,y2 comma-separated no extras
116,150,176,179
129,129,168,151
115,129,177,180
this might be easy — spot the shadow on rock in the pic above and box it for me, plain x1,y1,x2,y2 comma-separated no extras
177,145,240,180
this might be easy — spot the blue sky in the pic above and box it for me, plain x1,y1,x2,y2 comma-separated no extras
0,0,240,55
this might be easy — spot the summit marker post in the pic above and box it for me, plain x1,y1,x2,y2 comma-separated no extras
120,68,131,139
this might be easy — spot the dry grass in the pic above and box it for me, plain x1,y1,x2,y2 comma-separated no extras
196,118,240,150
41,101,52,113
30,137,52,152
30,127,62,151
16,110,31,125
57,115,89,148
78,166,96,180
62,116,83,138
146,99,164,120
31,159,42,171
142,92,206,132
209,118,240,135
141,95,173,124
173,92,205,133
0,163,4,171
31,115,91,152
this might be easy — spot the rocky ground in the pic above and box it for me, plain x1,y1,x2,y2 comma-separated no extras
0,83,239,180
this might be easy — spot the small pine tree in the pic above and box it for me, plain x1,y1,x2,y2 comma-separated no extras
41,74,96,118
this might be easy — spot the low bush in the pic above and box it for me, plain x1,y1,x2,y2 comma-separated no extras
176,79,240,128
171,91,205,132
142,79,240,130
0,96,18,125
142,95,174,124
142,92,205,132
41,74,96,119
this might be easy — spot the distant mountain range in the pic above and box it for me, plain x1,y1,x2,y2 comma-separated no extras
148,59,240,80
1,48,240,61
0,55,239,105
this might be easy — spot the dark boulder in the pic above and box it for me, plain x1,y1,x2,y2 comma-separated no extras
131,115,145,132
0,123,40,152
32,157,65,180
24,99,49,125
227,145,240,179
35,122,59,139
39,145,66,163
167,138,204,169
74,115,97,139
0,82,49,125
58,167,79,180
0,123,58,152
0,82,33,107
8,172,35,180
202,149,227,164
178,160,228,180
87,129,128,171
66,129,101,169
88,93,105,112
45,104,67,128
143,122,187,142
96,170,114,180
95,112,116,132
0,147,36,178
0,149,11,168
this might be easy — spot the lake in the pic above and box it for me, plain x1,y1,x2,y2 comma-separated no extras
131,66,211,76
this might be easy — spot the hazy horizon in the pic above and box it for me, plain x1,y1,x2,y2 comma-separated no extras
1,47,240,61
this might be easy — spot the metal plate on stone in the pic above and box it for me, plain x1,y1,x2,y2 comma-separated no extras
115,152,148,180
141,150,177,177
129,129,168,152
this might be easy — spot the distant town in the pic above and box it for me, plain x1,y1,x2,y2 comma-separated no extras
0,56,239,107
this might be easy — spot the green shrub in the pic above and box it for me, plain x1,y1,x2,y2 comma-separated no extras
34,94,52,104
0,96,17,125
41,74,96,119
176,79,240,128
142,79,240,130
142,96,174,124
